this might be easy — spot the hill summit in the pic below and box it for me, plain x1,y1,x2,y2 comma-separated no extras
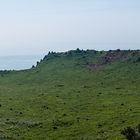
34,49,140,70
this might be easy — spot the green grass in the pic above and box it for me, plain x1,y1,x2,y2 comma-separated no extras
0,50,140,140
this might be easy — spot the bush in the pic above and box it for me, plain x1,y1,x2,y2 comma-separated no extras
136,57,140,62
121,124,140,140
121,127,136,140
116,49,121,52
75,48,81,53
32,65,35,68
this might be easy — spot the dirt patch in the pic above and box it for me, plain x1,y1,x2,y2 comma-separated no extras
86,50,131,70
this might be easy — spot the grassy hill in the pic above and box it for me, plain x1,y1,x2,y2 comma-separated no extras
0,49,140,140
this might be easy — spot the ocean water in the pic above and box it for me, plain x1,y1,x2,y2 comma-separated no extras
0,55,44,70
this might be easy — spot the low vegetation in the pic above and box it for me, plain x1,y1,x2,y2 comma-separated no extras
0,49,140,140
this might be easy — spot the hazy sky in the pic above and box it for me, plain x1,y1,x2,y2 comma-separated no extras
0,0,140,56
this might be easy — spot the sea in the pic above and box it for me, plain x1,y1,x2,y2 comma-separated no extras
0,55,44,70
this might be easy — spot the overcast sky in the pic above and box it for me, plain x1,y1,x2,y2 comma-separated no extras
0,0,140,56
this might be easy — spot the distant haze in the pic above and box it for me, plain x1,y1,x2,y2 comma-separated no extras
0,0,140,56
0,55,44,70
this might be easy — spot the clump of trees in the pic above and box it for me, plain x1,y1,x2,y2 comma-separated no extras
121,124,140,140
66,48,85,56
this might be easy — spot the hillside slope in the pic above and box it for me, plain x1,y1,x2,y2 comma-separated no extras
0,49,140,140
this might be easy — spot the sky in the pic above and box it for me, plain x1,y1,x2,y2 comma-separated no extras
0,0,140,56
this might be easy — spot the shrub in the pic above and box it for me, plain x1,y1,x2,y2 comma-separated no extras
36,61,40,65
32,65,35,68
136,57,140,62
116,49,121,52
76,48,81,53
121,124,140,140
121,127,136,140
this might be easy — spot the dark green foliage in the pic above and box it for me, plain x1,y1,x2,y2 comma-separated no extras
36,61,40,65
116,49,121,52
32,65,35,68
137,124,140,133
121,125,140,140
136,57,140,62
76,48,81,53
121,127,137,140
0,70,11,74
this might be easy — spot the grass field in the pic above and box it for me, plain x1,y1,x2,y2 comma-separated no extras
0,49,140,140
